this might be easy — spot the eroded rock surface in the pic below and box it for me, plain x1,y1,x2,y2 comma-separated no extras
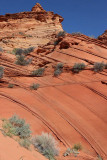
0,3,63,52
98,30,107,45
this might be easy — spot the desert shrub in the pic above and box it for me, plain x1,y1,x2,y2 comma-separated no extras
73,143,82,151
23,47,35,55
89,35,95,38
0,47,3,52
32,132,59,159
2,120,16,137
15,55,32,66
72,63,86,73
56,63,63,69
12,48,23,55
93,62,105,72
71,32,83,36
12,47,34,55
19,138,31,149
9,115,31,139
0,66,4,79
54,69,62,77
30,83,40,90
63,148,72,157
57,31,66,38
63,148,79,157
32,68,45,77
8,83,14,88
54,63,63,77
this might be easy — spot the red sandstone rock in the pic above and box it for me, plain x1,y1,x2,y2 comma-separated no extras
31,3,46,12
98,30,107,45
0,3,63,52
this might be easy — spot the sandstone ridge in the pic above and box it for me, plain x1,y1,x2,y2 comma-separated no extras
0,3,63,52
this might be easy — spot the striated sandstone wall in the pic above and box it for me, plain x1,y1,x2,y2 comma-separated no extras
0,3,63,52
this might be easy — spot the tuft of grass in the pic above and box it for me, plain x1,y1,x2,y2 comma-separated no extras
93,62,105,72
72,63,86,73
30,83,40,90
8,83,14,88
72,143,82,151
32,132,59,160
32,68,45,77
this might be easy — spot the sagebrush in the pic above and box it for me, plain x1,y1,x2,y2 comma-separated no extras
72,63,85,73
32,132,59,159
0,66,4,79
15,55,32,66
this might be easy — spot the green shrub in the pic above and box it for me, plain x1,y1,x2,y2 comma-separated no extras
32,68,45,77
9,115,31,139
93,62,105,72
30,83,40,90
56,63,63,69
71,32,83,36
32,132,59,159
63,148,79,157
63,148,72,157
23,47,35,55
72,63,86,73
0,66,4,79
12,47,34,55
73,143,82,151
8,83,14,88
12,48,23,55
15,55,32,66
0,47,3,52
19,138,31,149
54,69,62,77
57,31,66,38
54,63,63,77
2,120,16,137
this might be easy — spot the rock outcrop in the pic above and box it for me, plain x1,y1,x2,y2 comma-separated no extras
0,3,63,52
0,3,107,160
98,30,107,45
